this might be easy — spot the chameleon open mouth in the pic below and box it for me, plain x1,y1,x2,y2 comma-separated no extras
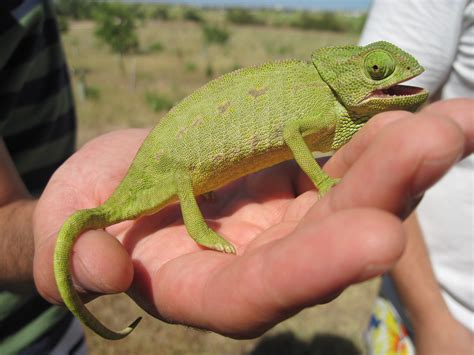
359,81,429,110
370,84,426,98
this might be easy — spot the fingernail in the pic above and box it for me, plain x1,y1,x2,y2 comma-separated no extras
412,150,462,196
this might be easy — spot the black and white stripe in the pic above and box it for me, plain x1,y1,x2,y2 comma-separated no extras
0,0,80,352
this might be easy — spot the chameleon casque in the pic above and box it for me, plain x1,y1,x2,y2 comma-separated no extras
54,41,428,339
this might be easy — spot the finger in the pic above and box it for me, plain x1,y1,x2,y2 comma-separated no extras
294,111,411,194
309,112,466,221
143,208,404,338
326,99,474,179
34,229,134,304
325,111,412,178
298,99,473,195
422,98,474,157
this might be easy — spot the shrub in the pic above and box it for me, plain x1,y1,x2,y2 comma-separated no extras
55,0,95,19
57,16,69,33
348,13,368,34
148,42,165,53
93,3,140,56
152,6,169,20
84,85,100,101
185,62,197,72
291,12,344,32
145,92,173,112
205,63,214,78
225,8,263,26
202,24,230,45
183,8,203,22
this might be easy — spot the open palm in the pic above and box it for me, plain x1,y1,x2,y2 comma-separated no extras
33,99,472,338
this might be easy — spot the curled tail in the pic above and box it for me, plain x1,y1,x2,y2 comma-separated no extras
53,207,141,340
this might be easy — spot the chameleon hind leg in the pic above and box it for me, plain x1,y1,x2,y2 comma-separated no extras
175,172,236,254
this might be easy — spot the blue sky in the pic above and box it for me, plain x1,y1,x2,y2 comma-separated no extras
133,0,372,11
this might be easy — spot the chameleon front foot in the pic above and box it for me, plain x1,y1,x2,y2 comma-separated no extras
202,191,217,201
317,177,341,197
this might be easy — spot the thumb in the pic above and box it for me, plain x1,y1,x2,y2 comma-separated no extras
34,229,133,304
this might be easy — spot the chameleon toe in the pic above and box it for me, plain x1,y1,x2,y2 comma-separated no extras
54,41,427,340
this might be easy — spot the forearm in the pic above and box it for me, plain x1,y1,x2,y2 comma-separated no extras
0,138,37,293
0,198,37,293
390,212,451,327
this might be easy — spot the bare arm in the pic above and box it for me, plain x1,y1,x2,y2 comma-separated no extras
0,138,37,293
390,201,473,355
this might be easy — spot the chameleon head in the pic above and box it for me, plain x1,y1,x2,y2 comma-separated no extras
312,41,429,117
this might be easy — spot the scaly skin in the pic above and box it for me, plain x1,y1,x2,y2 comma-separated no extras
54,41,428,339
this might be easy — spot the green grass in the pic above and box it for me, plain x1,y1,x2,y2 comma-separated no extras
61,13,375,354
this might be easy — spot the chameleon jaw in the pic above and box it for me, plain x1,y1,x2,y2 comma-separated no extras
361,81,428,108
369,84,426,99
357,79,429,112
362,69,428,104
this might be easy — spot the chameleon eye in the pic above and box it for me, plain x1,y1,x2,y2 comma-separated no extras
365,51,395,80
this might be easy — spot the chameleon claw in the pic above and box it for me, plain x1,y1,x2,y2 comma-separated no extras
54,42,428,340
224,244,236,254
213,243,236,254
202,191,217,201
317,177,341,197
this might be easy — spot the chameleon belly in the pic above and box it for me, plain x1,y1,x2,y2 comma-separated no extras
53,41,428,340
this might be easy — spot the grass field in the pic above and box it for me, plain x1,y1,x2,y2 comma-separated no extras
61,15,379,355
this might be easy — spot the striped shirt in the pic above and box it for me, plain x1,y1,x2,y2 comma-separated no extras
0,0,84,353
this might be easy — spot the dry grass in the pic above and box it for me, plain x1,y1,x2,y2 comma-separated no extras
84,280,379,355
62,16,376,355
62,19,358,145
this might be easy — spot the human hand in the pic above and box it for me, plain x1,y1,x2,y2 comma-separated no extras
33,99,473,338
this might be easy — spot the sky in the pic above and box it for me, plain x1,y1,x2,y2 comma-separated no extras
132,0,372,11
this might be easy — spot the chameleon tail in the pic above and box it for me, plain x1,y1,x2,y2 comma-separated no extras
53,207,142,340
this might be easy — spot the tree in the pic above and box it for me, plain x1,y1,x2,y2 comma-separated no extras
93,2,140,65
55,0,94,19
93,2,142,91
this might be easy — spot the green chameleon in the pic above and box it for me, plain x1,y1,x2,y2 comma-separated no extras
54,41,428,340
